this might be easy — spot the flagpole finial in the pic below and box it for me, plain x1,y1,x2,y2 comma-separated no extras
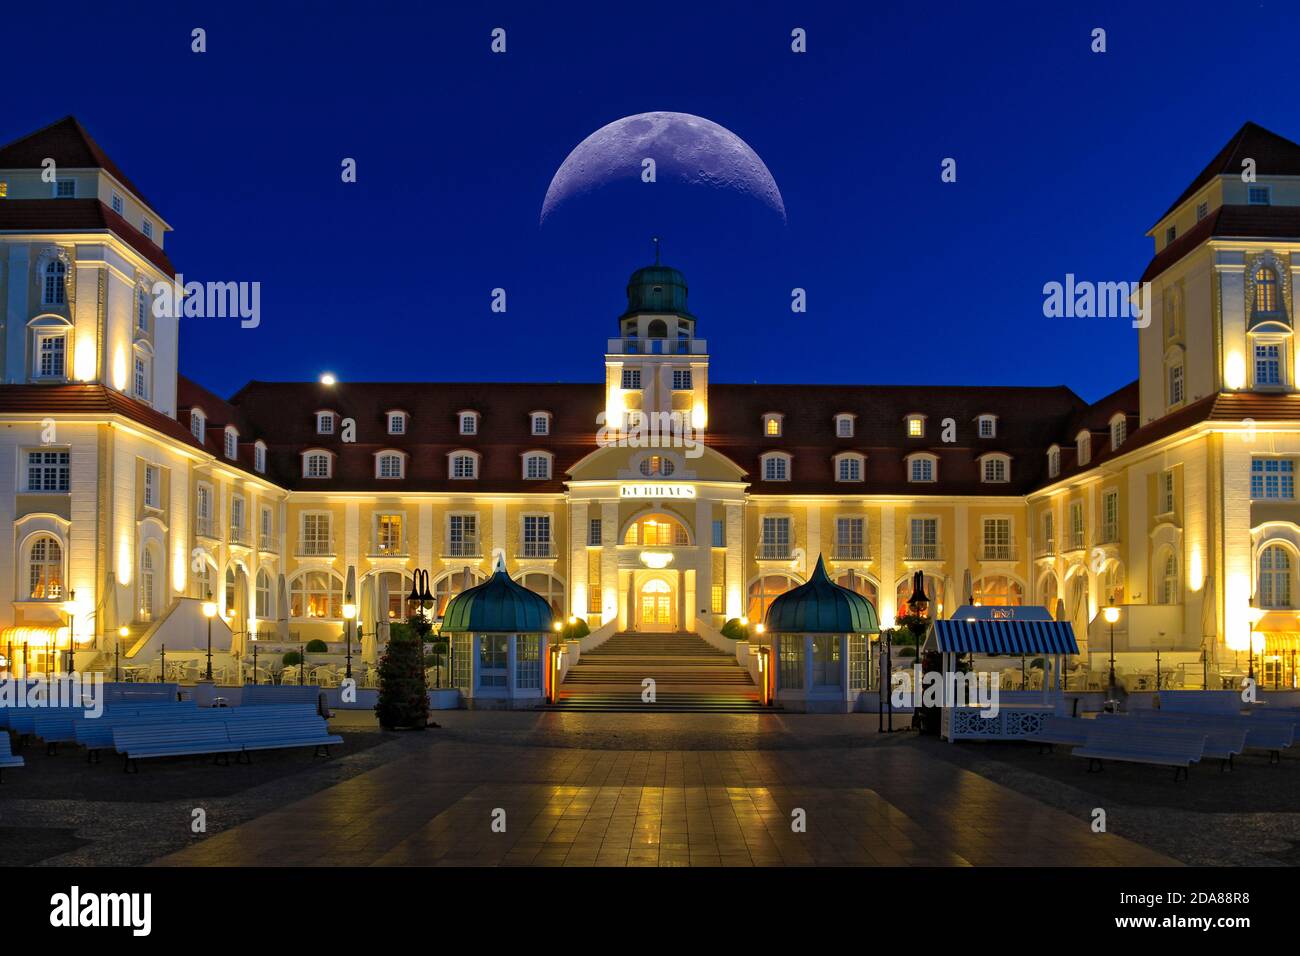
651,236,660,265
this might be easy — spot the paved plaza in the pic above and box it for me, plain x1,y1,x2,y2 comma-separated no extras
154,713,1176,867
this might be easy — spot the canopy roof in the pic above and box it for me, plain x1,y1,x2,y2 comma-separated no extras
928,618,1079,656
764,555,879,633
440,569,554,634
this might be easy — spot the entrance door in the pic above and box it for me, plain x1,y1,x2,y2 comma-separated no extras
638,579,674,631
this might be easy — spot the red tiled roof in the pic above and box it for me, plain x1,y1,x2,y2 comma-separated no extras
1153,121,1300,226
0,198,175,277
1140,204,1300,283
0,384,201,449
0,116,160,215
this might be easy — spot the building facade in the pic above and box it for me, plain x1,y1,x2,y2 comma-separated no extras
1,116,1298,687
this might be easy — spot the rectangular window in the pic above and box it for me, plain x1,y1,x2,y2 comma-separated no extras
25,450,70,492
1251,458,1295,499
835,517,865,559
710,584,724,615
763,456,789,481
451,454,476,479
301,513,331,554
254,444,266,473
531,414,549,435
837,457,862,482
478,634,508,688
196,485,212,536
588,561,602,615
35,333,66,378
388,413,406,434
448,514,478,556
451,633,473,690
712,519,725,548
1101,491,1119,543
137,290,149,331
621,368,641,390
522,515,552,557
316,413,334,434
760,516,791,559
111,193,124,214
55,179,76,198
1196,201,1208,221
907,417,923,437
143,465,160,508
142,219,154,239
1069,502,1084,549
459,414,478,435
909,517,937,559
525,455,550,480
305,454,330,478
1042,513,1055,554
230,496,245,536
672,369,692,390
516,634,541,690
376,514,403,554
588,517,602,547
1160,470,1175,513
224,430,238,460
978,417,996,438
378,454,403,478
1168,364,1184,405
982,518,1011,560
1255,343,1282,386
1248,186,1272,206
134,355,149,400
910,457,934,482
982,457,1007,482
1165,225,1176,246
836,417,854,437
778,636,804,690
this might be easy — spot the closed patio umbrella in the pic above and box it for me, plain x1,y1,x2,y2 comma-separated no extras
102,571,118,651
962,568,973,606
276,572,290,640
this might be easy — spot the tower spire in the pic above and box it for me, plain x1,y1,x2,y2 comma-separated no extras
652,236,660,265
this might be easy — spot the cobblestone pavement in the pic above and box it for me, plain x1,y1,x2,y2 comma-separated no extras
155,712,1176,867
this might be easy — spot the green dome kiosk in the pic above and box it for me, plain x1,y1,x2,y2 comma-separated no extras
762,555,880,712
441,566,555,709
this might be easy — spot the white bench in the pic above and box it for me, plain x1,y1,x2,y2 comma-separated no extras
227,714,342,761
1031,716,1092,752
1107,713,1244,770
1073,723,1207,781
1137,710,1293,764
113,723,237,773
78,703,315,760
113,708,339,771
0,732,24,782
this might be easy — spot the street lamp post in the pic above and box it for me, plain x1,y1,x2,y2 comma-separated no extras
62,589,78,675
342,599,357,681
116,625,128,682
1247,605,1266,684
201,592,218,680
1103,603,1120,700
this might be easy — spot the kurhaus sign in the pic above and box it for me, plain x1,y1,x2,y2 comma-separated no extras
619,483,697,499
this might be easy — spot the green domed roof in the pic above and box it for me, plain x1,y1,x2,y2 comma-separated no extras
440,569,555,634
622,263,695,320
764,555,880,634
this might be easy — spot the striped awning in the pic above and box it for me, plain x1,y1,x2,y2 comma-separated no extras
930,618,1079,655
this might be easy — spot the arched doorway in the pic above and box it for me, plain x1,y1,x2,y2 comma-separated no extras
638,577,674,631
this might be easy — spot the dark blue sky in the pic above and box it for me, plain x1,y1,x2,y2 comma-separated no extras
6,0,1298,401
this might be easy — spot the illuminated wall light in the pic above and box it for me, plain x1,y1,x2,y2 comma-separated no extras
172,546,187,593
74,334,97,381
1224,351,1246,390
116,537,133,585
571,583,587,618
639,550,673,569
111,346,127,390
1225,573,1252,651
690,402,707,430
1188,547,1204,592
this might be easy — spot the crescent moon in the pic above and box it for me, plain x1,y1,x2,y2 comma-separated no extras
541,111,786,225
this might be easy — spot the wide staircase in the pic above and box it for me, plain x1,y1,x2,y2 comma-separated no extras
541,631,766,713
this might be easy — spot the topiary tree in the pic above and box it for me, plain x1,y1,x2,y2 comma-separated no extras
305,639,329,653
559,617,590,641
282,651,302,667
720,618,751,640
375,619,430,730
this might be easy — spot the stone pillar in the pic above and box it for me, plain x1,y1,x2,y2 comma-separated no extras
879,505,897,623
725,503,743,619
570,501,589,618
601,502,619,622
694,499,712,629
1216,251,1247,392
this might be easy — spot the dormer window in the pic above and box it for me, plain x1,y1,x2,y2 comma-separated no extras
387,411,408,435
907,453,937,483
303,451,332,479
1110,414,1127,450
835,452,864,482
254,441,266,474
190,409,206,443
1165,225,1176,247
316,411,335,435
761,452,791,481
54,179,76,198
763,414,783,437
459,411,479,436
834,414,855,438
530,411,552,436
1047,445,1060,479
449,450,479,479
976,415,997,438
980,454,1010,483
1196,201,1208,221
224,427,238,460
523,451,553,480
1076,431,1091,466
905,414,925,438
376,451,405,479
1248,186,1272,206
142,219,153,240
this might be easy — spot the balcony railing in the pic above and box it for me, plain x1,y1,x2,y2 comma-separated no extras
1035,541,1056,559
980,544,1017,561
258,533,279,553
1064,533,1086,552
905,540,942,561
758,542,793,560
195,516,215,538
297,538,334,557
831,544,870,561
521,541,557,559
445,538,481,558
1098,526,1121,545
607,337,707,355
229,525,250,547
372,541,407,557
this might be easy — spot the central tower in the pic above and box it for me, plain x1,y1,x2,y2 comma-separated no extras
603,247,710,436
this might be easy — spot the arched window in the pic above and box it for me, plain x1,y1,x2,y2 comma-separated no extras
647,319,668,338
1260,545,1293,609
1103,561,1125,605
26,534,63,599
1156,551,1178,605
834,570,878,607
624,513,690,546
523,452,552,480
290,570,343,619
43,259,66,306
255,569,272,618
376,452,404,479
972,575,1023,606
373,570,414,622
434,568,486,617
748,574,798,622
518,572,564,615
1038,572,1059,612
1255,266,1279,313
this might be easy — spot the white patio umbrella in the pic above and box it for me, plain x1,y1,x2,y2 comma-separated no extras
276,572,290,640
102,571,119,651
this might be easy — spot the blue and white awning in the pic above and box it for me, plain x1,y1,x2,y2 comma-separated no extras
929,618,1079,655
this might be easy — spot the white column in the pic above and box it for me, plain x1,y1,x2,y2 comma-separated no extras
507,634,517,699
571,501,589,617
725,503,743,618
879,505,897,623
694,499,712,628
418,502,433,570
601,502,619,620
